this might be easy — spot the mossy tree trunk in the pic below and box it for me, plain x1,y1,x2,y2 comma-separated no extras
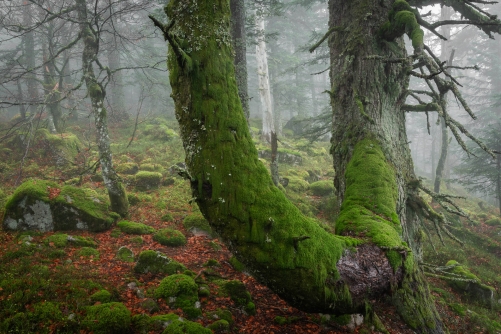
76,0,128,217
157,0,442,332
230,0,250,120
329,0,443,332
42,22,62,133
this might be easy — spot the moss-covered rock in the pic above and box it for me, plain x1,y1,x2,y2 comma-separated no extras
3,179,117,232
222,280,255,315
0,188,6,221
183,213,213,235
90,290,112,303
153,228,187,246
309,180,335,196
117,220,155,235
84,302,131,333
485,217,501,226
116,162,139,175
286,177,310,193
444,260,494,306
117,246,135,262
135,171,162,191
207,319,230,333
77,247,100,259
208,308,234,326
140,163,162,172
36,128,82,165
134,250,186,274
155,274,201,319
143,123,179,142
44,233,98,248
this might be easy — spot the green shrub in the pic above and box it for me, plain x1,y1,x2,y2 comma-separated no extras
117,220,155,235
309,180,334,196
153,228,186,247
84,302,131,333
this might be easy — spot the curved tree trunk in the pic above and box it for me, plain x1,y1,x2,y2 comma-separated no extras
159,0,443,332
329,0,443,332
77,0,128,217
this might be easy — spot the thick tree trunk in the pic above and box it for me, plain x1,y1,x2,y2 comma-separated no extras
77,0,128,217
329,0,443,332
497,154,501,216
230,0,250,120
160,1,443,332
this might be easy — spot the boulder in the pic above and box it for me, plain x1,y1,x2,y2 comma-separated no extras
444,260,494,307
3,179,118,232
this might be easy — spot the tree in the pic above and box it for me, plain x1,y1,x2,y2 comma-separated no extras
151,0,501,332
76,0,128,216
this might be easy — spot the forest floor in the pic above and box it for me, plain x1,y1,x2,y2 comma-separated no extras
0,116,500,333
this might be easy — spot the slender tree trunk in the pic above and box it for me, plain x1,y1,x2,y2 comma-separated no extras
159,1,443,332
17,80,27,119
329,0,443,332
23,0,38,116
434,7,452,193
497,154,501,216
106,5,128,122
255,9,275,143
42,23,62,133
77,0,128,217
230,0,250,120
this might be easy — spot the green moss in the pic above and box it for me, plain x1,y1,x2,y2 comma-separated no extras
116,162,139,175
208,308,234,325
485,217,501,226
44,233,70,247
336,139,405,265
36,128,82,162
161,213,174,222
379,0,424,51
135,171,162,191
117,246,134,262
204,259,220,267
286,177,310,193
117,220,155,235
155,274,201,319
207,319,230,332
309,180,334,196
134,250,186,274
140,163,162,172
127,193,140,206
76,247,100,259
449,302,466,316
90,290,112,303
84,302,131,333
228,256,245,272
222,280,255,314
163,317,211,334
153,228,187,246
0,188,6,221
274,316,288,325
131,236,144,244
183,213,213,234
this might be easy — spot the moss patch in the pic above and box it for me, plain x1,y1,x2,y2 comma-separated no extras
309,180,335,196
153,228,187,246
84,302,131,333
134,250,186,274
90,290,112,303
135,171,162,191
183,213,212,235
155,274,201,319
117,220,155,235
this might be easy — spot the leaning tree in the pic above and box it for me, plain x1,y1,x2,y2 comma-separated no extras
151,0,501,332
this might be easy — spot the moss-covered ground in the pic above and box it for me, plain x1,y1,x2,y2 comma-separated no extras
0,116,499,333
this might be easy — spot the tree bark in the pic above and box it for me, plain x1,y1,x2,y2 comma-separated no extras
329,0,443,332
160,0,443,332
23,0,38,117
77,0,128,217
230,0,250,120
255,9,275,143
42,22,62,133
